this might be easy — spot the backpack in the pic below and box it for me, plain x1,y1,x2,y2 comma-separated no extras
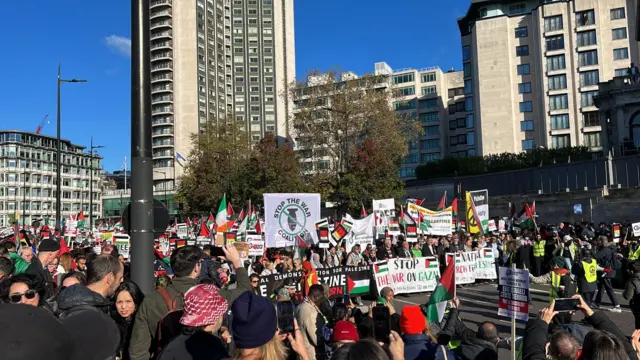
611,250,623,271
153,288,185,358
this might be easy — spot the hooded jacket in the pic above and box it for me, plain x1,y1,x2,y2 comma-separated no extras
402,333,453,360
57,284,112,315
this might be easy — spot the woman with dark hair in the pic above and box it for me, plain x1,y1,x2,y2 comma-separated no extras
2,273,50,310
112,281,145,360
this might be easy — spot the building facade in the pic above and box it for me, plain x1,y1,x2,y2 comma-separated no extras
149,0,295,190
102,189,177,221
0,130,102,227
458,0,638,155
293,62,467,180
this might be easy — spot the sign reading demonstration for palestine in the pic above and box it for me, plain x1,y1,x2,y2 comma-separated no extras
373,257,441,295
264,193,321,248
316,265,372,299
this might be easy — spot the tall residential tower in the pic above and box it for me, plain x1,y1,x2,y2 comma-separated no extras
149,0,295,191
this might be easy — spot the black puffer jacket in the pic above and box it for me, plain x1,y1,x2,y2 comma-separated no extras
57,284,111,316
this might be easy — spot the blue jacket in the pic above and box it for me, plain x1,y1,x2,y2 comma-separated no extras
402,333,454,360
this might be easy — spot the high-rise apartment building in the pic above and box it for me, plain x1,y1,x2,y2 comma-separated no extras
149,0,295,191
458,0,638,155
0,130,102,227
293,62,467,180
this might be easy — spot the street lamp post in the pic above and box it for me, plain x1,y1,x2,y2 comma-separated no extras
89,137,104,232
56,64,86,231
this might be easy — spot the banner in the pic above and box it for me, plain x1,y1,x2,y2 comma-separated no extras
373,198,395,233
316,265,371,299
264,193,321,248
466,190,489,234
407,203,453,236
373,257,441,295
447,252,477,284
113,234,131,259
475,248,497,279
343,214,375,253
498,267,530,321
258,270,304,303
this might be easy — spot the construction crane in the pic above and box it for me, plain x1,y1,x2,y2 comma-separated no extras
35,114,49,134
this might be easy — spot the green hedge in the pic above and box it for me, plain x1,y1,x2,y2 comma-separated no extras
415,146,594,180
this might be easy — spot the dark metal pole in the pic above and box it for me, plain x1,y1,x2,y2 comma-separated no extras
90,137,93,231
131,0,155,294
56,64,61,231
22,167,26,228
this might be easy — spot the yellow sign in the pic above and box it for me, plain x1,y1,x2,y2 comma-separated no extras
465,191,480,234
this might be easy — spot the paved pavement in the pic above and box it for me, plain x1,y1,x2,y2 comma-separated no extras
386,282,635,360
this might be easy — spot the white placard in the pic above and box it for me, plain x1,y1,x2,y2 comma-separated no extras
113,234,131,259
247,234,265,257
498,267,530,321
447,252,477,284
633,222,640,237
263,193,321,248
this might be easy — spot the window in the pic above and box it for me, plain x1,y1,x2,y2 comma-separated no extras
457,118,466,128
466,114,474,129
550,94,568,110
550,114,570,129
408,141,417,150
393,100,415,110
398,86,415,96
449,121,457,131
467,132,476,146
423,125,440,136
465,97,473,112
456,102,465,112
612,28,627,40
421,139,440,150
577,30,597,47
457,134,467,145
552,135,571,148
399,168,415,178
420,98,438,109
578,50,598,66
584,133,601,147
583,111,600,127
517,64,531,75
392,73,414,84
615,68,628,77
464,79,473,94
462,46,471,61
518,82,532,93
610,8,625,20
515,27,528,38
516,45,529,57
448,88,464,98
579,70,599,87
421,85,437,96
614,48,629,60
421,72,436,82
576,10,595,26
544,15,563,32
463,63,472,77
522,139,535,150
421,153,440,163
521,120,534,131
403,154,418,164
547,55,566,71
450,135,458,145
508,3,527,15
546,35,564,51
421,112,439,123
581,91,597,107
548,74,567,90
519,101,533,112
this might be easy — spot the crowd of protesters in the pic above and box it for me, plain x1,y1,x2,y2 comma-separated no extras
3,220,640,360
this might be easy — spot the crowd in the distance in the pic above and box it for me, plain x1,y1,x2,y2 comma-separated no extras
3,220,640,360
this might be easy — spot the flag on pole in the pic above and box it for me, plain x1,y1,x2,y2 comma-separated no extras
227,202,236,229
77,211,85,229
451,197,458,229
399,206,406,228
437,191,447,211
206,212,215,230
175,152,187,162
216,194,228,231
200,221,210,237
361,204,368,217
427,255,456,323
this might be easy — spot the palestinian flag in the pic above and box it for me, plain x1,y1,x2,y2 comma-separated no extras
347,270,371,296
427,255,456,323
437,191,447,211
206,212,215,230
515,201,535,229
227,202,236,229
451,197,459,230
249,206,258,230
77,211,85,229
374,261,388,274
200,222,210,237
418,212,431,232
315,218,329,230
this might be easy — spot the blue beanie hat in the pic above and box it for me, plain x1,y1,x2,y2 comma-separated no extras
231,291,277,349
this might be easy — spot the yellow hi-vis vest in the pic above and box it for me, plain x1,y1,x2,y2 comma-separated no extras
582,259,597,283
630,246,640,261
550,271,562,300
533,240,546,257
444,309,461,349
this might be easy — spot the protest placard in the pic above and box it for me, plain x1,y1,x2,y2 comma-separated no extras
498,267,530,321
258,270,304,304
113,234,130,259
373,258,441,295
447,252,477,284
176,223,188,239
475,248,497,279
247,234,265,257
264,193,321,248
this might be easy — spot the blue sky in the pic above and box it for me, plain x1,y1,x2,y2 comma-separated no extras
0,0,468,171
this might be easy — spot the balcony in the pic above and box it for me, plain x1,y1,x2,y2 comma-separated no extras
151,62,173,73
151,84,173,94
150,9,172,19
152,128,174,138
151,41,172,51
151,52,172,63
150,19,172,30
152,94,173,104
153,150,173,158
151,30,172,41
150,0,171,8
151,73,173,83
152,116,173,126
151,106,173,115
152,140,174,148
